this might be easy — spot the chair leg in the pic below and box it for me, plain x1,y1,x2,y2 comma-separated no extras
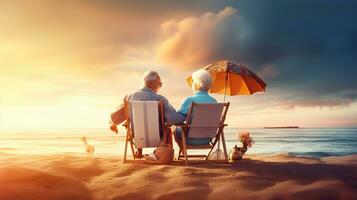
181,131,188,166
177,148,182,160
165,127,173,147
206,137,219,160
221,131,229,163
128,135,136,158
123,133,129,163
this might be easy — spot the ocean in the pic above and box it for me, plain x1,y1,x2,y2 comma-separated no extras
0,127,356,158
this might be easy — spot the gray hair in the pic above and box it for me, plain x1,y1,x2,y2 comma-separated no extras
192,69,212,92
142,70,160,86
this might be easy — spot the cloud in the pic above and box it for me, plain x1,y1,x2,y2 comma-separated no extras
231,0,357,109
279,98,353,110
155,0,357,109
2,0,357,112
156,6,240,69
0,0,165,107
258,64,279,80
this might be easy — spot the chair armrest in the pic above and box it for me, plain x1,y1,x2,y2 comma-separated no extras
164,124,173,128
164,122,175,126
165,122,187,126
184,124,227,128
172,123,190,128
122,120,130,127
165,122,227,128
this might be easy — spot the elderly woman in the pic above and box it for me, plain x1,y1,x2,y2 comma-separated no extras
174,69,217,146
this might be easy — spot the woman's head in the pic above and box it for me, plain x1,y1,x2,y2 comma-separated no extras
191,69,212,92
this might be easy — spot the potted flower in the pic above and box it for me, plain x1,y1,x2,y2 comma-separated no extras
239,131,254,154
230,131,254,161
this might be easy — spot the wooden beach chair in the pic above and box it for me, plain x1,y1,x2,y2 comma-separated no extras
176,102,230,165
122,101,166,163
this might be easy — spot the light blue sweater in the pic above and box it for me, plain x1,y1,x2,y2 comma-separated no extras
178,91,217,116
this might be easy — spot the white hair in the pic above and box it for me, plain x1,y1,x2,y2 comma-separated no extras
142,70,160,86
191,69,212,92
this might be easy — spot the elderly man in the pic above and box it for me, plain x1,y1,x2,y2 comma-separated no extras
127,70,185,124
110,70,185,157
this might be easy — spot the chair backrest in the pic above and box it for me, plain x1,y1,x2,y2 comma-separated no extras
129,101,162,148
186,103,228,139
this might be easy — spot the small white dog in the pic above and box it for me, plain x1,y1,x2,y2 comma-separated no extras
80,136,95,156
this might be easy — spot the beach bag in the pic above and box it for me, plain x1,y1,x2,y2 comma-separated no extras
155,144,174,164
145,143,174,164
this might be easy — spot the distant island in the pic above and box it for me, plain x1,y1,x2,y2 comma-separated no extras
264,126,300,129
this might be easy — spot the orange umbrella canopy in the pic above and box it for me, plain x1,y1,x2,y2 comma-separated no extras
187,60,267,96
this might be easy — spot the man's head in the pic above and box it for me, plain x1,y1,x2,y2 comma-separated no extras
142,70,162,93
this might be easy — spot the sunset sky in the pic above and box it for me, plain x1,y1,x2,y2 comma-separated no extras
1,0,357,129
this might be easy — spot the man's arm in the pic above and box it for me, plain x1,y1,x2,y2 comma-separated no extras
109,121,118,134
109,95,129,133
159,95,185,125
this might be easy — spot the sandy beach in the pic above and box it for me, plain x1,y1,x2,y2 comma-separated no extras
2,0,357,200
1,152,356,200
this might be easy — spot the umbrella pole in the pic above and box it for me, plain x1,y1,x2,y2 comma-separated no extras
223,90,226,103
223,72,228,103
218,72,228,159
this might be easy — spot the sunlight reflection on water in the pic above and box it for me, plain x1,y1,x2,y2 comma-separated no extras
0,127,356,158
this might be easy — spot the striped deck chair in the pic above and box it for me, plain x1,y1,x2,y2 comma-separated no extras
177,102,230,165
123,101,165,163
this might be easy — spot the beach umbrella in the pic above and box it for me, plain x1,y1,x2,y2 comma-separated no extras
187,60,267,102
187,60,266,159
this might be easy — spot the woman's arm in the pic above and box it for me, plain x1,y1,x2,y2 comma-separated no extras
178,97,192,116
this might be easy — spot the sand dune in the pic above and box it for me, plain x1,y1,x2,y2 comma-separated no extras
0,152,356,200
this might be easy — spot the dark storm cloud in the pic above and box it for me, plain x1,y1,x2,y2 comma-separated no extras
125,0,357,109
208,0,357,108
152,0,357,108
